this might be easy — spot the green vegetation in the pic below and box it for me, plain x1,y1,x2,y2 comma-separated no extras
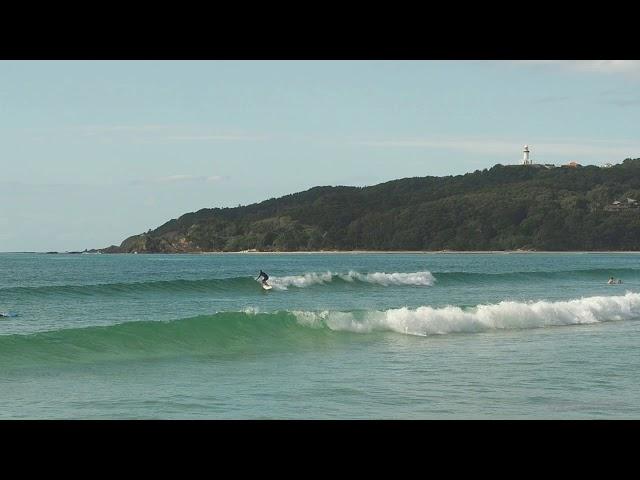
101,158,640,252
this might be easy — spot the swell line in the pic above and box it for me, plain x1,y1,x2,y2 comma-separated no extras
1,271,436,297
2,292,639,367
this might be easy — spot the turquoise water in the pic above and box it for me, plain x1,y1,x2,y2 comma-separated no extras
1,252,640,419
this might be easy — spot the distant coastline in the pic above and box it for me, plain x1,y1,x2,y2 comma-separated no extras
13,250,640,255
93,160,640,254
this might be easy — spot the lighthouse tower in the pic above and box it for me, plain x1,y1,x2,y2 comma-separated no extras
522,145,531,165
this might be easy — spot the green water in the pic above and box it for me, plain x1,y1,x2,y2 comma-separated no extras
1,252,640,418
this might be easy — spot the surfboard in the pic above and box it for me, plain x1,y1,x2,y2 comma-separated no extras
262,284,272,291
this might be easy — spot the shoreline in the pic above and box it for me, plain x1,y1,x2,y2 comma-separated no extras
203,250,640,254
8,250,640,255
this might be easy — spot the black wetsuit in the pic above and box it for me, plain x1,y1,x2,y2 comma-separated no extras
258,271,269,283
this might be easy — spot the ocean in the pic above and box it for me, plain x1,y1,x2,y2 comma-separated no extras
1,251,639,419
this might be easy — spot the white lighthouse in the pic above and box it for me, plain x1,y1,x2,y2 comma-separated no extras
522,145,531,165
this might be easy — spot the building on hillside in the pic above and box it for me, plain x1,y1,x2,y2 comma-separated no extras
604,198,640,211
522,145,532,165
602,163,614,168
517,145,558,168
564,161,582,168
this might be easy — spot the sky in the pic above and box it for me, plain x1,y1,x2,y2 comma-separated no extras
1,60,640,252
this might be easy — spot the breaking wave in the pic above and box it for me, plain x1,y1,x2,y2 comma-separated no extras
268,271,435,290
5,267,638,299
293,291,640,336
2,292,639,367
2,271,435,298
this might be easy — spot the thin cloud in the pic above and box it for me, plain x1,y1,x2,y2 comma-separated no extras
154,175,224,184
533,95,570,104
565,60,640,74
127,175,225,186
79,125,172,134
166,134,268,141
606,98,640,107
22,125,268,143
512,60,640,76
594,87,640,107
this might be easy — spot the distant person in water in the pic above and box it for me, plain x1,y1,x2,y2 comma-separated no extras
608,276,615,284
257,270,270,286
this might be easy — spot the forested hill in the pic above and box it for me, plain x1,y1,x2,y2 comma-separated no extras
100,158,640,253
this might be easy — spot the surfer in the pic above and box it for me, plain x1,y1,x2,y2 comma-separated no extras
256,270,270,287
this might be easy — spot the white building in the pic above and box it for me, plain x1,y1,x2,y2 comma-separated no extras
522,145,532,165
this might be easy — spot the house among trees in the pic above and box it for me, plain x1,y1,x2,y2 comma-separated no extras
564,161,582,168
604,198,640,211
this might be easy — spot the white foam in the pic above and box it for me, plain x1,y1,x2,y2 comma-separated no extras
293,292,640,336
267,272,335,290
266,271,435,290
339,270,435,286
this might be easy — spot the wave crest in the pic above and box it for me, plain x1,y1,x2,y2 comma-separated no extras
267,272,335,290
268,271,435,290
293,291,640,336
339,270,435,286
3,292,639,367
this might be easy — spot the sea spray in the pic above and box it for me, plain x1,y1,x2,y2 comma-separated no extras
268,271,435,290
293,291,640,336
267,272,335,290
339,271,435,286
